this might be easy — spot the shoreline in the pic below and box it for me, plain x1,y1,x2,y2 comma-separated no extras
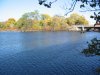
0,29,99,32
0,29,81,32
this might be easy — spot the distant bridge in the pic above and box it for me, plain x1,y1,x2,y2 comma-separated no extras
74,25,100,32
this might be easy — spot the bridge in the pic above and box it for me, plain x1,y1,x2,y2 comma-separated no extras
75,24,100,32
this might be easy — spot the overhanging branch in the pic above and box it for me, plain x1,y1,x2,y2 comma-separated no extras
38,0,100,15
65,0,77,15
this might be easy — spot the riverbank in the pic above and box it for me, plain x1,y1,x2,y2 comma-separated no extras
0,25,82,32
0,29,80,32
0,30,99,32
1,25,100,32
0,29,81,32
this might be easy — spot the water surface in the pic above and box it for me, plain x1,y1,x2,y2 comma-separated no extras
0,32,100,75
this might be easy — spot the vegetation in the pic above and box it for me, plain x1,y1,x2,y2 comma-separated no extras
66,13,88,25
82,38,100,56
82,38,100,73
0,11,88,32
38,0,100,23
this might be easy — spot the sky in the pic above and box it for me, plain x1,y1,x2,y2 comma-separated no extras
0,0,96,25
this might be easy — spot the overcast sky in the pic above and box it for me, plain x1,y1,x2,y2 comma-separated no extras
0,0,95,25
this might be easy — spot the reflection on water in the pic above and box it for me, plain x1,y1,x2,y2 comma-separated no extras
0,32,100,75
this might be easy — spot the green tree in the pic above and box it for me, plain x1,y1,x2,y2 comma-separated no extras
0,22,2,28
40,14,52,30
22,10,40,20
0,22,4,29
32,20,41,30
17,10,40,31
6,18,16,28
66,13,89,25
16,18,33,30
51,15,68,31
77,16,89,25
41,14,51,20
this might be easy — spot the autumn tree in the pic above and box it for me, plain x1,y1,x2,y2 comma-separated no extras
16,11,41,31
66,13,89,25
0,10,89,31
16,18,33,31
40,14,52,30
6,18,16,28
51,15,68,31
0,22,4,29
0,22,2,28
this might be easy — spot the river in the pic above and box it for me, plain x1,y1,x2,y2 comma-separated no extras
0,32,100,75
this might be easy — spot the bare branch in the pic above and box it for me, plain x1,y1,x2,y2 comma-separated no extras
38,0,100,15
69,0,77,10
65,0,77,15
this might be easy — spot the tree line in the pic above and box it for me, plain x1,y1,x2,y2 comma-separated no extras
0,10,89,31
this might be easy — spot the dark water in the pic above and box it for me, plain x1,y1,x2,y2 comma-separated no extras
0,32,100,75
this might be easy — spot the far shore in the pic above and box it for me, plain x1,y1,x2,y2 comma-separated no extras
0,29,99,32
0,29,82,32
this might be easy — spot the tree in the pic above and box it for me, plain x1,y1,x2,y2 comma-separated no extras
51,15,68,31
16,10,41,31
41,14,51,20
0,22,3,28
32,20,41,30
6,18,16,28
40,14,52,30
16,18,33,30
22,10,40,20
77,16,89,25
66,13,89,25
